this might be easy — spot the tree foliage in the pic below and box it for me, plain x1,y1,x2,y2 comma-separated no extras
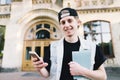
0,25,5,54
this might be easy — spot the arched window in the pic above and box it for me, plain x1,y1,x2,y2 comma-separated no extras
36,30,50,39
83,20,114,58
25,23,59,40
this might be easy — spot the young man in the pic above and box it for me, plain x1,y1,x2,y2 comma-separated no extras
32,8,107,80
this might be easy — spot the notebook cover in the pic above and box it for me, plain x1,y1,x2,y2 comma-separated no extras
72,49,91,80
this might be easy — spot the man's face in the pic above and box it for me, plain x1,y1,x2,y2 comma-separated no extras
59,16,80,37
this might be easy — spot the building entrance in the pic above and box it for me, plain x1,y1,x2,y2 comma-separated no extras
22,22,61,71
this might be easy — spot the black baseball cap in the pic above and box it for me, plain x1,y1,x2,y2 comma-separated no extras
58,7,78,22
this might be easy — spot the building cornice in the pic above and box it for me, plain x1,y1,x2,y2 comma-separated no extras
0,14,10,19
77,7,120,14
12,0,22,2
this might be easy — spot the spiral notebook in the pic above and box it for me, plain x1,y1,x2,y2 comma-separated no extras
72,49,91,80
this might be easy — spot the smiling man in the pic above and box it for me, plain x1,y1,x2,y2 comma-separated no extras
32,7,107,80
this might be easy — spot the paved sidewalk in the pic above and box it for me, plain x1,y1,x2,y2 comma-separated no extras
106,67,120,80
0,72,46,80
0,67,120,80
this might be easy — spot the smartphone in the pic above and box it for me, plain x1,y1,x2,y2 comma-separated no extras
29,51,41,61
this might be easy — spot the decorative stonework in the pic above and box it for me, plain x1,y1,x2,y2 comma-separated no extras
0,4,11,15
12,0,22,2
64,0,114,8
32,0,53,8
0,14,10,19
32,0,52,4
77,7,120,14
81,0,114,7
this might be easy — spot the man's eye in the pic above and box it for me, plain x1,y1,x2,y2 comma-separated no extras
68,19,72,23
61,21,65,25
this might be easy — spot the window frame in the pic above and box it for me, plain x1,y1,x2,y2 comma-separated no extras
83,20,114,58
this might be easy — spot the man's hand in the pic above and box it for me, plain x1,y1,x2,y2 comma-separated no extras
32,57,48,71
68,61,87,76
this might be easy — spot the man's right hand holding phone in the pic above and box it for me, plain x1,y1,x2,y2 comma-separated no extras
32,57,48,71
30,51,49,77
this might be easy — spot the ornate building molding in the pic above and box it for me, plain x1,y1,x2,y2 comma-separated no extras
77,7,120,14
12,0,22,2
32,0,52,4
0,4,10,19
0,4,11,14
0,14,10,19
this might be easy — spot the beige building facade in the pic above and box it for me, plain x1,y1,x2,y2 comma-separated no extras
0,0,120,71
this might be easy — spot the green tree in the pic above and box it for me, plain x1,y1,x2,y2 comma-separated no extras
0,25,5,55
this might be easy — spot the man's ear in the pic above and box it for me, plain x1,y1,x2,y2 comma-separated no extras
77,19,81,25
77,19,81,28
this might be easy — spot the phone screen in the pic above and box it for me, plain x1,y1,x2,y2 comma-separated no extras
29,51,40,61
